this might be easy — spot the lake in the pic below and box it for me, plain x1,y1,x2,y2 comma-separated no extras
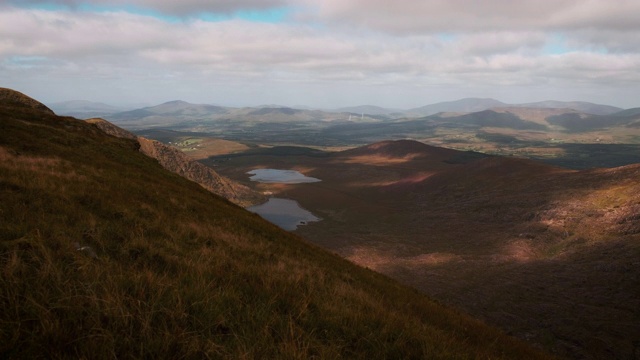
247,198,320,231
247,169,321,184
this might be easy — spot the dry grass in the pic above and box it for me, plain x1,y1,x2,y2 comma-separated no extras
0,104,552,358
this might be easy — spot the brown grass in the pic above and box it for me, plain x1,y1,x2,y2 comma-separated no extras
0,102,553,358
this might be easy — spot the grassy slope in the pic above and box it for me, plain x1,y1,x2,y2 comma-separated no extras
0,104,552,358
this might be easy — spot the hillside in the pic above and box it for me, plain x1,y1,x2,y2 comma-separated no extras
0,90,552,358
210,139,640,359
85,118,263,207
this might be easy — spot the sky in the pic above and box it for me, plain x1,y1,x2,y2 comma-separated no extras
1,0,639,109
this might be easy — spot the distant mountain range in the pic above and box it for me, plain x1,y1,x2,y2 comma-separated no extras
407,98,623,116
334,105,405,116
49,97,627,122
48,100,127,118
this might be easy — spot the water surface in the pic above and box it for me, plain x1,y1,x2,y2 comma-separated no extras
248,198,320,231
247,169,321,184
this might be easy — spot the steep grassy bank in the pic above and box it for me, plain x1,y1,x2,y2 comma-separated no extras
0,92,551,358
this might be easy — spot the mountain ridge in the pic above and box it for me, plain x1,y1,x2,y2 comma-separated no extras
102,97,626,122
86,117,263,207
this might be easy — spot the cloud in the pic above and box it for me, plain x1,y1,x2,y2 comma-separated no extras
304,0,640,33
1,3,639,108
3,8,636,86
0,0,290,15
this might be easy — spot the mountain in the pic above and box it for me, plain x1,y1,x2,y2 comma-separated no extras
108,100,228,124
489,107,583,125
517,100,622,115
408,98,507,116
407,98,622,117
106,102,365,130
612,107,640,117
247,106,303,116
340,139,463,159
335,105,403,116
0,89,551,358
432,109,548,130
48,100,124,118
211,139,640,359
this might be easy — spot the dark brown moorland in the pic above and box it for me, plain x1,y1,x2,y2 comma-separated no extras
209,139,640,359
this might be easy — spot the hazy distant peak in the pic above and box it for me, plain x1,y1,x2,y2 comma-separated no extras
612,107,640,117
51,99,119,109
160,100,190,106
515,100,622,115
336,105,402,115
409,98,507,116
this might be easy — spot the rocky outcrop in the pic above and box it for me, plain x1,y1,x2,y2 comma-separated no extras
86,118,137,140
85,117,263,207
0,88,54,114
137,138,264,207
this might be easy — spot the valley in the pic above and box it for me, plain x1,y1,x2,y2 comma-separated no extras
203,141,640,359
113,98,640,358
118,98,640,170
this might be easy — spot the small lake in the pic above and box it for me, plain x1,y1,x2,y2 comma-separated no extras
247,169,321,184
247,198,320,231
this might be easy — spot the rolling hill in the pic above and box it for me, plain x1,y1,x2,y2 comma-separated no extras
0,89,553,358
516,100,622,115
408,98,508,116
108,100,229,125
335,105,404,116
407,98,622,117
100,97,638,167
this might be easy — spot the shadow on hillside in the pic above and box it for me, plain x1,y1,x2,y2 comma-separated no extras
533,143,640,169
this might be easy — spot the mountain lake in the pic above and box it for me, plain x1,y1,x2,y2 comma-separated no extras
246,169,321,230
247,169,321,184
248,198,320,231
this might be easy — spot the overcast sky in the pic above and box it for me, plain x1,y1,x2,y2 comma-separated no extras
1,0,639,109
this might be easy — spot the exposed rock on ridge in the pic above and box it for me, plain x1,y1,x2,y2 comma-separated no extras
86,118,138,140
86,118,264,207
137,137,264,207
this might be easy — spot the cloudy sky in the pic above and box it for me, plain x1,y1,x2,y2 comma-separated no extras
1,0,639,109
